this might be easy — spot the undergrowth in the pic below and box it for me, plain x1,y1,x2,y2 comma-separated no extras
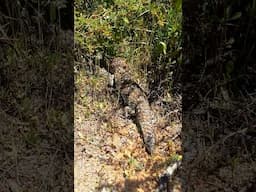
0,32,73,191
75,0,182,100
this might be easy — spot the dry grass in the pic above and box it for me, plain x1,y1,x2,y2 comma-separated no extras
0,31,73,192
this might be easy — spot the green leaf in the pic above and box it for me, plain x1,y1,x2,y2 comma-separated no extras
174,0,182,11
228,12,242,21
123,17,129,24
160,41,167,55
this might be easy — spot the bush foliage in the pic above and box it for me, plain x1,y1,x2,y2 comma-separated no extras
75,0,182,98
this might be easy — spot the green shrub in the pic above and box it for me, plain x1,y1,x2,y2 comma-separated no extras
75,0,182,96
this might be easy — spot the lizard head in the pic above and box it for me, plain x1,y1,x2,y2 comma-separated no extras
111,57,129,74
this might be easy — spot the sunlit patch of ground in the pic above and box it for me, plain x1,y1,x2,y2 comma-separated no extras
74,69,182,192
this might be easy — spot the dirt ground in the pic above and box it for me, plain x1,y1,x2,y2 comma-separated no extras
74,108,182,192
74,69,182,192
74,67,256,192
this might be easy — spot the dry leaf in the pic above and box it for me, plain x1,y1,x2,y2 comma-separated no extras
112,133,121,148
137,187,145,192
77,131,86,140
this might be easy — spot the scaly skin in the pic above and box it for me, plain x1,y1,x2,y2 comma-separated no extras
108,58,157,154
